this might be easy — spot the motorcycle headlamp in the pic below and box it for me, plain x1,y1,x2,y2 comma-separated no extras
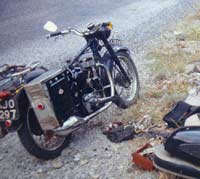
107,22,113,30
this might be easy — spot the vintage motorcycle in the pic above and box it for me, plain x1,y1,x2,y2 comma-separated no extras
0,21,139,159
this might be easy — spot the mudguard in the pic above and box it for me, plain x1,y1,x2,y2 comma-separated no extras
78,44,130,72
100,44,131,96
111,44,130,54
165,126,200,165
11,67,47,130
102,44,130,71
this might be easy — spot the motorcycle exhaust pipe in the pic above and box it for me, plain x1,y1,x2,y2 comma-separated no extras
53,63,115,136
53,116,85,136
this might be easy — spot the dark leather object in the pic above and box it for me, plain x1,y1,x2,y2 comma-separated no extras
163,101,200,128
0,78,20,91
103,124,135,143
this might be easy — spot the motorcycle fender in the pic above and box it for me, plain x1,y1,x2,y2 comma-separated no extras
111,44,130,55
102,44,130,71
11,67,47,131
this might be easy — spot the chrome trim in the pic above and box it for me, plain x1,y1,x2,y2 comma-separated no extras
24,69,65,131
62,27,84,37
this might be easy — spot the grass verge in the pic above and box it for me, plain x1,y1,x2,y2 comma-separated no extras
123,9,200,124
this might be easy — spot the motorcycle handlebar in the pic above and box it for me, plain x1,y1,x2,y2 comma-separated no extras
46,22,111,39
47,31,62,38
69,28,84,36
47,28,84,38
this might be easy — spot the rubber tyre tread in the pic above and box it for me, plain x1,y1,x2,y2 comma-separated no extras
17,107,71,160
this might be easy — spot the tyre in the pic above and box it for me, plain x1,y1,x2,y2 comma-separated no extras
112,51,139,109
17,106,71,160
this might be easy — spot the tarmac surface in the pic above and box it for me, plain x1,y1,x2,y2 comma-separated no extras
0,0,197,67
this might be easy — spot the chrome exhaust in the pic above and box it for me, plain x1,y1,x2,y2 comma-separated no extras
53,116,85,136
53,63,115,136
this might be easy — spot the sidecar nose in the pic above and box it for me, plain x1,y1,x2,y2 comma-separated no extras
165,126,200,165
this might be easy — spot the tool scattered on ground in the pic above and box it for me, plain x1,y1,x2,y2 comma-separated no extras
102,122,135,143
132,143,155,171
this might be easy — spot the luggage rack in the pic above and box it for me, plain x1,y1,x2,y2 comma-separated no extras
0,64,26,79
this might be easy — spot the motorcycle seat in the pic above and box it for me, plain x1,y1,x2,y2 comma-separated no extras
0,78,20,91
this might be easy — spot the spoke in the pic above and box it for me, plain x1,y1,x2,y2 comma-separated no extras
113,56,137,101
27,108,65,151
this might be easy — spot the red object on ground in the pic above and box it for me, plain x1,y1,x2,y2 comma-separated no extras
0,91,11,99
132,143,155,171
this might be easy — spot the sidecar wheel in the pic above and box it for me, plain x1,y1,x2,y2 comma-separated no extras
17,107,71,160
112,51,139,109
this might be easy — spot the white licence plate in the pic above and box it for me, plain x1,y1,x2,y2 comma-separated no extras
0,98,17,120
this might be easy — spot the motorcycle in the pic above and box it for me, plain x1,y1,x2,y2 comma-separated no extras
0,21,139,159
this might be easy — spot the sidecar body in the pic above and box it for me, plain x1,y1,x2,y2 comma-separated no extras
154,126,200,179
154,145,200,179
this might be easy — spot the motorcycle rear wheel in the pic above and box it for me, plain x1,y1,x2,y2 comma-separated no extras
112,51,139,109
17,106,71,160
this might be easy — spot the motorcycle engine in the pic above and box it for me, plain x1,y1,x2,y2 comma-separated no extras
76,54,106,114
82,92,98,113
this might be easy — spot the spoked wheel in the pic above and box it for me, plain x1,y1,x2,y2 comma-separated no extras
112,51,139,109
17,106,71,159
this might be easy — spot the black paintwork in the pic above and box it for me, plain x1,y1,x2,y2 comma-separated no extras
46,70,74,124
154,155,200,179
0,67,47,131
165,126,200,165
67,23,131,84
163,101,200,128
1,23,132,137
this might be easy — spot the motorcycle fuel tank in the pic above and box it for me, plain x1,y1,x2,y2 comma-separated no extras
165,126,200,165
25,69,73,131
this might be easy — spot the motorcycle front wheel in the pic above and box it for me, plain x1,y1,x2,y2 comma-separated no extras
112,51,139,109
17,106,71,159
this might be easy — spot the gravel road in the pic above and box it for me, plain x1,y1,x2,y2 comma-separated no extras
0,0,199,179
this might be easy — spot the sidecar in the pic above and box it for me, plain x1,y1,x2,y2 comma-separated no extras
154,145,200,179
0,65,47,137
154,126,200,179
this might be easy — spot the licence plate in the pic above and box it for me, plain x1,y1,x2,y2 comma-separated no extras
0,98,17,120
